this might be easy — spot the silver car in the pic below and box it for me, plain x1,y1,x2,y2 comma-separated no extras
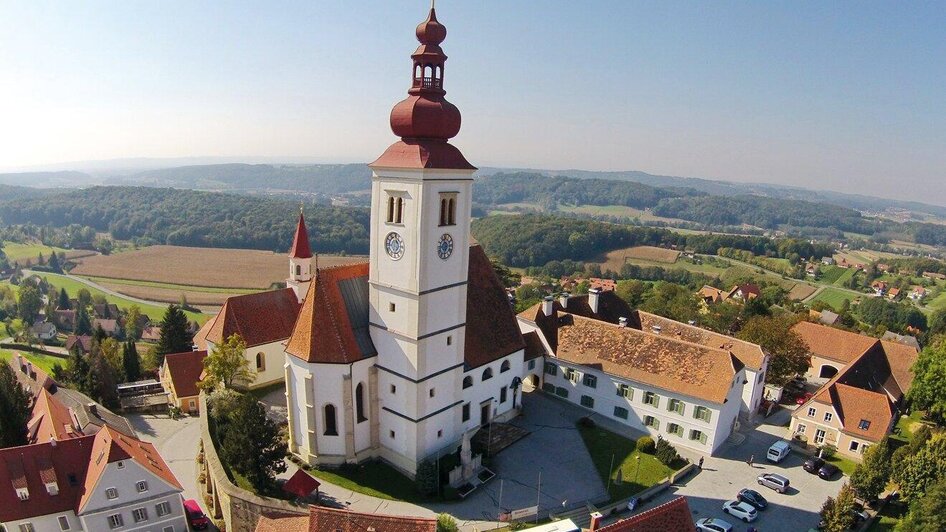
757,473,790,494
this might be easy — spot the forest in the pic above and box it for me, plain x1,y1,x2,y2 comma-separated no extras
0,186,370,254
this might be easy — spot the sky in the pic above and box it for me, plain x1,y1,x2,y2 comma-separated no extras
0,1,944,203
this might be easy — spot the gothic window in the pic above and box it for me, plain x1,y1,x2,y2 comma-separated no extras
482,367,493,381
462,376,473,389
395,197,404,223
256,353,265,371
323,404,338,436
500,360,511,373
356,383,367,423
387,196,395,223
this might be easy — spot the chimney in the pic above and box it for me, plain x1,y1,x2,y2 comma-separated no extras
588,288,601,314
541,296,554,317
559,292,570,308
618,317,628,328
87,403,98,418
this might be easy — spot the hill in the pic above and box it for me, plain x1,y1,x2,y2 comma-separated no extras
112,163,372,194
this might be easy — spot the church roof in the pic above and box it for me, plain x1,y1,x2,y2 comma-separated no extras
206,288,302,347
464,244,526,368
289,213,313,259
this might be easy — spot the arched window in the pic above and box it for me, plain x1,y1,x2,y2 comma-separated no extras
395,197,404,224
500,360,511,373
356,383,367,423
387,196,395,223
462,376,473,389
294,264,301,276
482,368,493,382
256,352,265,371
414,63,421,81
323,404,338,436
440,199,448,226
448,198,456,225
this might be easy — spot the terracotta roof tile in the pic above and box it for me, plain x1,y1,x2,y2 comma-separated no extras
0,437,94,522
599,496,696,532
523,331,546,361
29,388,82,442
556,315,742,404
193,319,213,351
464,244,526,368
289,213,313,259
65,335,93,353
208,288,302,347
637,311,766,370
792,321,878,364
163,350,208,399
256,505,437,532
879,340,919,393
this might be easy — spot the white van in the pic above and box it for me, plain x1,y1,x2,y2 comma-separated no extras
766,440,791,463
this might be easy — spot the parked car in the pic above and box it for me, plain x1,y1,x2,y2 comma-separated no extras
767,440,792,463
757,473,791,493
852,503,870,523
803,456,825,474
737,488,769,510
818,462,841,479
183,499,210,530
722,500,758,523
795,392,814,405
696,517,734,532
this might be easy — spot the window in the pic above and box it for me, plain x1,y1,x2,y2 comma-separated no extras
429,388,436,398
132,508,148,523
58,516,70,531
135,480,148,493
156,501,171,517
462,376,473,389
694,406,711,422
256,352,265,371
542,382,555,393
528,359,536,370
67,474,78,486
580,395,594,408
107,514,124,529
617,384,632,399
295,264,301,276
544,362,558,376
796,423,807,434
447,335,452,346
500,360,511,373
824,412,833,422
18,525,36,532
500,386,507,403
390,430,395,439
614,406,628,419
16,487,29,500
862,443,871,454
390,384,396,394
690,430,708,444
482,368,493,381
323,404,338,436
566,368,580,384
849,440,860,452
814,428,826,445
356,383,367,423
582,374,597,388
807,407,816,417
386,196,395,223
858,419,871,430
389,302,396,312
667,398,684,415
106,487,118,500
439,193,457,226
555,386,569,398
667,423,684,437
462,403,470,422
644,391,658,407
643,415,659,429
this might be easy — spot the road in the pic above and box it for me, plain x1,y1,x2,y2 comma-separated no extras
24,269,176,308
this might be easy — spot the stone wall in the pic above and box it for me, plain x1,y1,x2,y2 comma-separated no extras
198,393,307,532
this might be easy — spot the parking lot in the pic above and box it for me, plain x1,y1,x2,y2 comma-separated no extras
637,408,844,532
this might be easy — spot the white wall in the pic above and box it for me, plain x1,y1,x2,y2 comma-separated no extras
205,339,286,390
2,512,78,532
79,460,186,532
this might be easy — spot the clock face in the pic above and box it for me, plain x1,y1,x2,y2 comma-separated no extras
384,232,405,260
437,233,454,260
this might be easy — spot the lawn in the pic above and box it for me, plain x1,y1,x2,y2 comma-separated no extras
824,452,858,477
925,290,946,311
0,348,68,374
818,265,846,285
810,287,856,311
27,272,210,324
833,267,858,287
3,242,67,262
77,275,258,295
576,423,678,502
891,410,931,446
866,500,908,532
304,461,430,503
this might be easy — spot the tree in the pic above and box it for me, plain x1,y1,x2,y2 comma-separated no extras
415,459,439,496
737,315,809,385
87,351,119,409
893,434,946,501
122,341,141,382
124,305,143,340
57,287,70,310
819,482,856,532
907,339,946,424
897,478,946,531
436,514,459,532
154,305,192,367
0,361,32,448
16,284,42,323
65,344,92,393
201,334,254,390
214,393,287,492
76,288,92,310
616,279,647,307
75,305,93,335
850,437,891,502
47,251,62,273
99,338,123,381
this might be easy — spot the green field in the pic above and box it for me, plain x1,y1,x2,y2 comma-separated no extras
25,272,210,324
810,287,857,310
2,242,70,262
577,423,679,502
818,265,846,284
0,348,67,374
77,275,257,295
832,267,858,287
925,289,946,311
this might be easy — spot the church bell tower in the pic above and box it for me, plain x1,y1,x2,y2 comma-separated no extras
368,6,475,475
287,212,314,303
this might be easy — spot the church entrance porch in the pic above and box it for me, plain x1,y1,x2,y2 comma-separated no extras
472,422,531,457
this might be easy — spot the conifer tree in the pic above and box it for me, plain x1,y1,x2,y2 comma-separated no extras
155,305,192,367
57,288,70,310
122,341,141,382
75,305,92,335
0,362,32,448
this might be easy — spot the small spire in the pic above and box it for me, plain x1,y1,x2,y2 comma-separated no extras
289,212,313,259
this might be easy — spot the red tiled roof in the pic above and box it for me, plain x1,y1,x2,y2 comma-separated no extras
65,335,93,353
880,340,919,393
163,350,208,399
286,263,371,364
464,244,526,368
0,436,94,522
599,496,695,532
282,469,320,498
792,321,878,364
207,288,302,347
256,505,437,532
289,213,313,259
523,331,546,361
192,319,213,350
370,139,475,171
29,388,82,443
637,311,767,370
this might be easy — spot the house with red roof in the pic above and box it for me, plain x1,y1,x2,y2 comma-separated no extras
256,505,436,532
595,496,695,531
160,350,208,414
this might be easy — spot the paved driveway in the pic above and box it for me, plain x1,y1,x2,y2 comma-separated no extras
626,407,843,532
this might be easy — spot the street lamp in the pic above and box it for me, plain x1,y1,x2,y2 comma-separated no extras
634,455,641,485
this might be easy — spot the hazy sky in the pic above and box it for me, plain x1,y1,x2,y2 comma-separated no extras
1,1,944,203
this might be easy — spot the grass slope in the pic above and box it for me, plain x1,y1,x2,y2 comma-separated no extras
0,348,67,374
576,423,677,502
811,287,856,311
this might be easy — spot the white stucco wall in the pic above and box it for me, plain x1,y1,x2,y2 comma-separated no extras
2,511,78,532
79,460,186,532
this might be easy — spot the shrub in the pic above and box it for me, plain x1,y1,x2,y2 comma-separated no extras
437,513,459,532
655,438,680,466
578,416,596,429
637,436,656,454
415,459,439,497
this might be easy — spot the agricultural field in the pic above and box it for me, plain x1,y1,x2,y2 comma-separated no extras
818,265,847,284
70,245,367,289
809,287,859,311
925,289,946,311
2,241,95,265
832,267,858,287
598,246,680,271
786,282,819,301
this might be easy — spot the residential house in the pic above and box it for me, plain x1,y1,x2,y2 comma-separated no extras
881,331,921,351
887,287,901,301
792,321,879,381
596,496,695,532
923,271,946,281
815,310,840,326
30,321,57,342
93,318,120,337
65,335,93,355
92,303,121,320
160,350,208,414
876,263,890,273
589,277,617,292
871,281,887,296
909,286,927,301
256,506,436,532
141,325,162,342
53,309,76,332
698,285,727,305
806,263,818,277
822,257,835,265
728,284,760,301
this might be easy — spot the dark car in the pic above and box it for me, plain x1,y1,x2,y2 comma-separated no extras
737,488,769,510
818,462,841,479
184,499,210,530
803,456,825,474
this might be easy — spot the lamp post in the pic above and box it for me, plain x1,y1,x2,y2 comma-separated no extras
634,455,641,485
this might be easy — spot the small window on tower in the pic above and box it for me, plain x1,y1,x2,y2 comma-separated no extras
387,196,395,223
389,302,396,312
395,197,404,224
439,192,458,226
447,335,452,346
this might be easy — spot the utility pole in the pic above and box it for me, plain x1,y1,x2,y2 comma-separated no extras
535,469,542,524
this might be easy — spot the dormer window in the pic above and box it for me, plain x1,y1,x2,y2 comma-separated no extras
45,481,59,496
858,419,871,430
386,193,404,224
439,193,457,226
16,487,29,501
